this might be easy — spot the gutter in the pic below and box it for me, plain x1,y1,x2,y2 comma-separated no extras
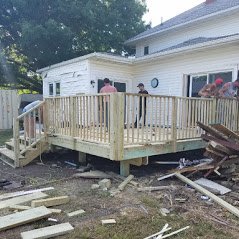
125,5,239,45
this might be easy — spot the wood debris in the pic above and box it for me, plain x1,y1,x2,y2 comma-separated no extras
175,173,239,218
67,209,85,217
0,206,52,232
137,186,173,192
31,196,70,208
101,219,116,225
118,175,134,191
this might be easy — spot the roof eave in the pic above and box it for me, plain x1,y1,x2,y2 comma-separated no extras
36,53,132,73
134,34,239,63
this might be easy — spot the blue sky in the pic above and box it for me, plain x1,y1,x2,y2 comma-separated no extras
144,0,205,26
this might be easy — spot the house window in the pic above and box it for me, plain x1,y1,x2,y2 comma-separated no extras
144,46,149,55
189,71,232,97
49,83,53,96
55,82,61,96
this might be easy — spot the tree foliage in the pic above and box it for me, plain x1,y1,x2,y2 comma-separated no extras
0,0,149,93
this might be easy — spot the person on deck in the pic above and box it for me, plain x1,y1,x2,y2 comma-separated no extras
100,78,117,129
198,78,223,98
134,83,148,127
219,79,239,98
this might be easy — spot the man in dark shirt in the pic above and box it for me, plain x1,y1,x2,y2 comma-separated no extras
134,83,148,127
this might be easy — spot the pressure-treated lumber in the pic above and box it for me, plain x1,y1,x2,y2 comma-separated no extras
67,209,85,217
20,222,74,239
175,173,239,218
0,187,54,201
0,206,52,232
118,175,134,191
161,226,190,239
157,173,175,181
144,224,171,239
0,192,48,210
194,178,231,195
101,219,116,225
31,196,69,207
137,186,172,192
9,205,62,214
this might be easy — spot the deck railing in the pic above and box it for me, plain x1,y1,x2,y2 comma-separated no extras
44,93,239,152
13,101,46,167
45,94,113,144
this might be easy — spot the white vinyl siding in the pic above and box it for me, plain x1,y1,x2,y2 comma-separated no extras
42,60,89,97
136,11,239,57
133,44,239,97
89,60,133,94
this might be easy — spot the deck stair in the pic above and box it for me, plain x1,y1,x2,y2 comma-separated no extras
0,101,49,168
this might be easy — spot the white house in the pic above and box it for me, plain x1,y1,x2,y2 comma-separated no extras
37,0,239,98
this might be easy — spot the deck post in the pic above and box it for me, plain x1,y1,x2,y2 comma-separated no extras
120,161,130,177
78,151,87,165
110,93,125,174
13,118,20,168
212,97,217,124
171,96,178,152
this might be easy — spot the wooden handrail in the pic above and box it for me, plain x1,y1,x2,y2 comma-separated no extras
17,101,45,120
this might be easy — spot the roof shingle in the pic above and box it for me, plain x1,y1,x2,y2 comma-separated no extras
126,0,239,44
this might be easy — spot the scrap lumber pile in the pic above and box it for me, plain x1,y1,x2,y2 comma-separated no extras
0,187,74,238
197,122,239,179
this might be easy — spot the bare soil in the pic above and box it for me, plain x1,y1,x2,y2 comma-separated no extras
0,150,239,239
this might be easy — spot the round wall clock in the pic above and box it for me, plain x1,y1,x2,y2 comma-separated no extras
151,78,159,88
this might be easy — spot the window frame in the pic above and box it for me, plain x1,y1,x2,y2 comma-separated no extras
55,82,61,96
189,70,233,97
144,46,149,55
49,83,54,96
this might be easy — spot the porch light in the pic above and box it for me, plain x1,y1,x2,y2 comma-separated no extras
90,80,96,88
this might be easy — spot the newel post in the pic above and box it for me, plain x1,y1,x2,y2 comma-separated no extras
171,96,178,152
110,93,125,161
13,118,20,168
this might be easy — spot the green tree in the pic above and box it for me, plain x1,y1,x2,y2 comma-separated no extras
0,0,149,93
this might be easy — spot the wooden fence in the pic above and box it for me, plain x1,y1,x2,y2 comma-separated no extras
0,90,18,130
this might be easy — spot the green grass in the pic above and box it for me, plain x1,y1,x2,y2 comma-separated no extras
0,130,13,146
65,214,234,239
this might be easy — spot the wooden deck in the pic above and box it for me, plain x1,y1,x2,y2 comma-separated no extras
5,92,239,176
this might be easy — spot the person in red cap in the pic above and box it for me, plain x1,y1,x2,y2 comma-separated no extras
198,78,223,98
219,79,239,98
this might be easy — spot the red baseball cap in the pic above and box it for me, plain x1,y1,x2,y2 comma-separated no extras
215,78,223,85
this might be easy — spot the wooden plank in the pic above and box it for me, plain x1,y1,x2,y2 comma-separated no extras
211,124,239,141
31,196,69,207
144,224,171,239
137,186,172,192
20,222,74,239
157,173,175,181
0,206,52,232
0,187,54,201
67,209,85,217
194,178,231,195
0,192,48,210
170,164,214,174
161,226,190,239
201,134,239,151
197,122,228,141
101,219,116,225
9,205,62,214
118,175,134,191
175,173,239,218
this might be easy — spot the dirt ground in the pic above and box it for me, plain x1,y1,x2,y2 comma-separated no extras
0,149,239,239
